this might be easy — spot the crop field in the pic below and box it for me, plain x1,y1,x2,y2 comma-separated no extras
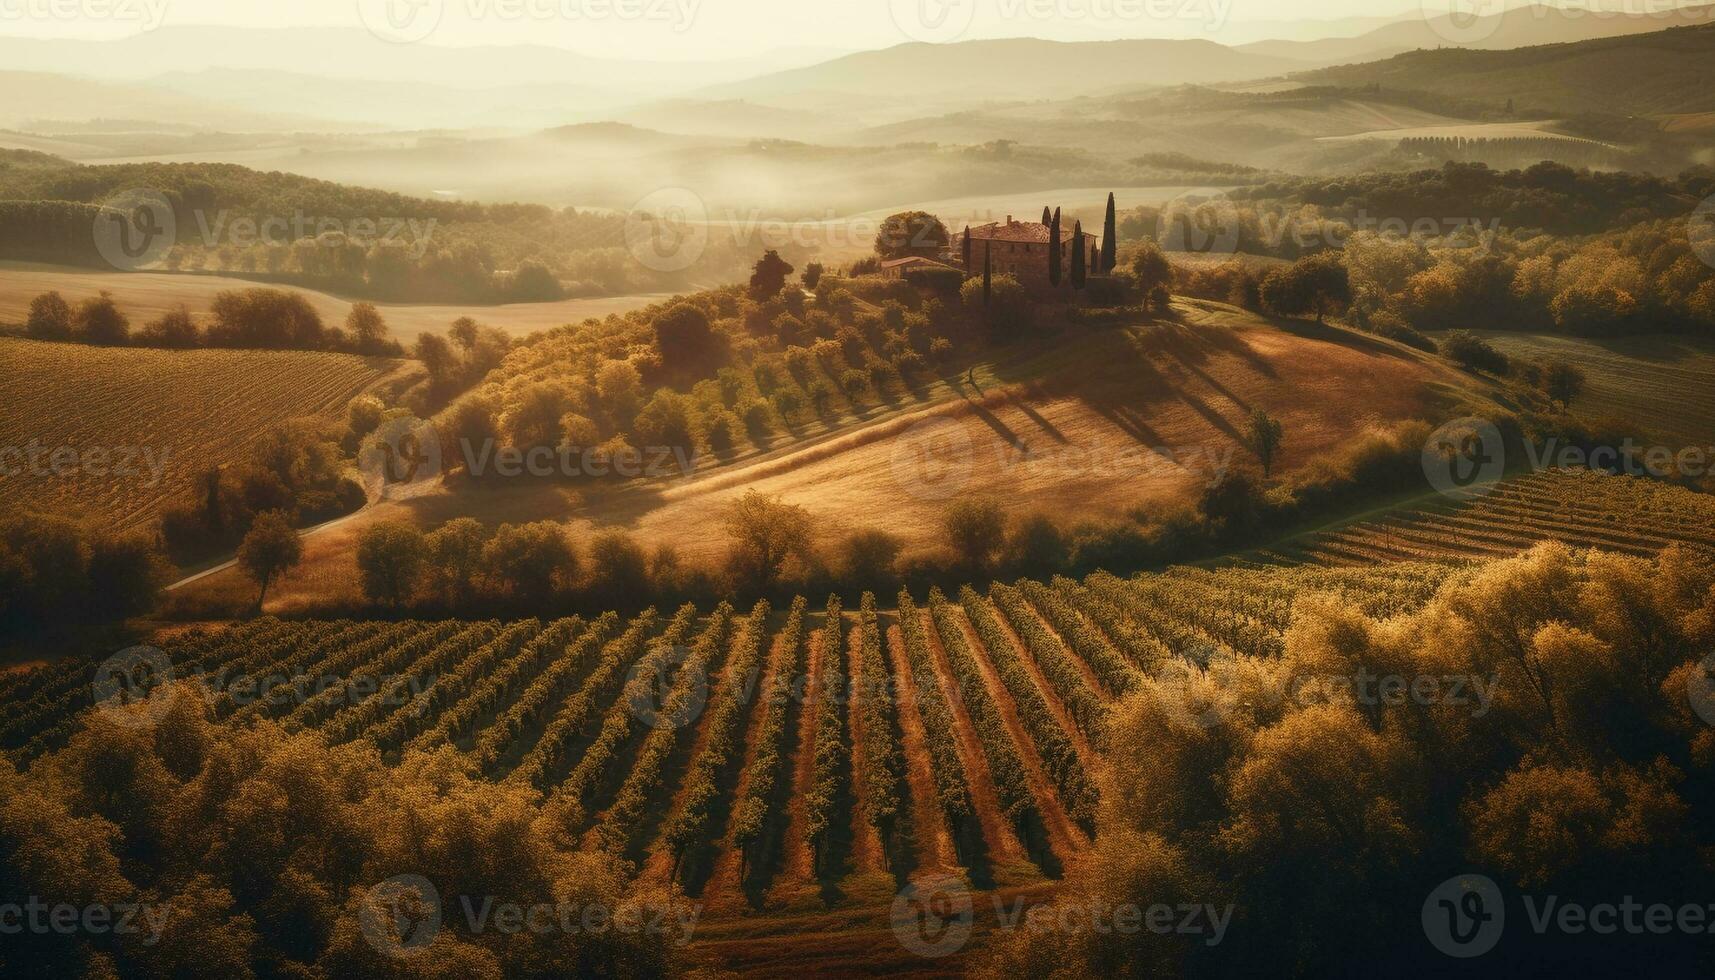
0,336,403,529
1264,469,1715,567
1456,330,1715,447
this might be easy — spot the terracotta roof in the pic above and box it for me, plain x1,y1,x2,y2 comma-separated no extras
962,220,1079,245
880,256,958,269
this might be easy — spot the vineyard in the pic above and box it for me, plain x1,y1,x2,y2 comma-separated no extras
1264,469,1715,568
3,468,1710,973
0,336,406,528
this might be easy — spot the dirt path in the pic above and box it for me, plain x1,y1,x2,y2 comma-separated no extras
951,609,1090,862
883,621,957,872
701,625,792,913
916,608,1027,865
841,621,886,875
992,597,1103,766
769,617,827,899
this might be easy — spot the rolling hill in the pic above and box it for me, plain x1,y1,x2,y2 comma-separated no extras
1302,21,1715,116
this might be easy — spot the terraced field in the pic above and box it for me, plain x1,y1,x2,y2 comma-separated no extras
1260,469,1715,568
5,467,1706,973
0,336,408,528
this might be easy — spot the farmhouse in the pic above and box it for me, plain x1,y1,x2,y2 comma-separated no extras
954,215,1100,287
879,255,962,280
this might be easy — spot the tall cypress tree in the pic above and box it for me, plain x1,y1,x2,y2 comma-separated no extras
1041,206,1052,226
1101,192,1118,273
1071,220,1086,289
983,242,992,306
962,225,972,272
1048,207,1062,288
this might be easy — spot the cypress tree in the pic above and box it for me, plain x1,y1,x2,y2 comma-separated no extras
1070,220,1086,289
1041,206,1052,226
962,225,972,271
1048,207,1062,288
1101,192,1118,273
983,242,992,306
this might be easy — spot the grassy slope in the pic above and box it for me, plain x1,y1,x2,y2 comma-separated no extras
171,299,1499,615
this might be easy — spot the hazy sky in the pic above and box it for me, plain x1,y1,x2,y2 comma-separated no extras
0,0,1698,58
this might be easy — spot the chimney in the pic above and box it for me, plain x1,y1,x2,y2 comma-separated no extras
1006,215,1013,225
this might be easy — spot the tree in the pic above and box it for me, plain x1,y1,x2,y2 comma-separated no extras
482,521,576,603
653,302,716,368
1259,253,1351,322
345,302,389,353
942,498,1006,570
449,316,481,349
1442,330,1510,374
1247,408,1285,478
1101,191,1118,273
138,305,200,348
1048,208,1063,288
1042,206,1053,226
802,261,825,290
425,517,489,603
749,250,794,300
840,528,902,586
984,242,993,304
586,529,651,606
74,291,129,345
355,522,426,608
1542,360,1586,409
1070,220,1087,289
961,226,972,271
1131,240,1174,311
25,291,73,340
874,211,950,260
723,489,811,590
237,510,301,612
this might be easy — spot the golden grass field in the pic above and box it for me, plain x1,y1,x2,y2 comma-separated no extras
0,262,677,344
0,337,411,530
1454,330,1715,447
182,300,1496,615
